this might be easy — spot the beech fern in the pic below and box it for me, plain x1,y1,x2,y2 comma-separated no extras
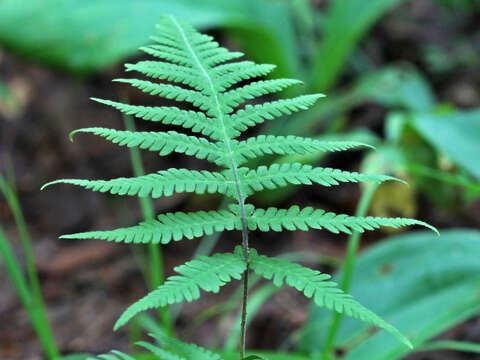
44,15,437,359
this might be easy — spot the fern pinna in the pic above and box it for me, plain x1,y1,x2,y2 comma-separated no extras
44,16,436,359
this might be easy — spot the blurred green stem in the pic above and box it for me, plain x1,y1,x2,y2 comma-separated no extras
417,340,480,354
122,113,173,336
320,183,379,360
0,175,59,359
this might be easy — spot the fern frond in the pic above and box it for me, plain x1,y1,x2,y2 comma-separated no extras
69,128,225,165
42,169,235,198
236,163,403,196
86,350,135,360
247,205,438,234
231,136,373,165
228,95,324,135
60,210,241,244
247,249,412,349
47,17,437,356
91,98,222,140
115,252,246,329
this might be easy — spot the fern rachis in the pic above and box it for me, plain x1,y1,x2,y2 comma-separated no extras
44,15,437,359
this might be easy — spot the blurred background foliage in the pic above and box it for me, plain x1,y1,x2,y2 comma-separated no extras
0,0,479,359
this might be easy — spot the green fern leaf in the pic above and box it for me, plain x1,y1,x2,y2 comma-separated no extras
136,341,185,360
228,95,324,136
114,78,210,110
231,136,373,165
236,163,403,196
68,127,225,165
87,350,135,360
201,49,244,67
91,98,222,140
224,79,303,108
142,332,223,360
115,252,246,329
139,45,193,67
125,61,203,91
42,169,234,198
247,248,412,349
214,62,277,91
246,205,438,234
60,209,241,244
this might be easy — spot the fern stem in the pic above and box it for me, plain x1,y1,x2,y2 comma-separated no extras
240,264,250,359
122,111,173,336
169,16,251,358
320,183,378,360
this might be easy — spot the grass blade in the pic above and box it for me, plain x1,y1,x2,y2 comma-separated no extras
0,174,59,359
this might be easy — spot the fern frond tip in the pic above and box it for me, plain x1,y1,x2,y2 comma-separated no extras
90,97,110,106
68,127,94,142
40,179,67,191
381,175,408,186
59,232,90,240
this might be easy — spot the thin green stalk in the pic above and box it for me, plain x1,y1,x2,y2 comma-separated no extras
0,226,31,308
416,340,480,354
121,113,172,335
320,183,379,360
0,175,59,359
239,264,249,360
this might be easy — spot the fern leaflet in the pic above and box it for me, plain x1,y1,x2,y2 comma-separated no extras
60,209,241,244
86,350,135,360
231,136,373,165
246,205,438,235
69,127,224,164
115,252,246,329
247,248,412,348
140,333,222,360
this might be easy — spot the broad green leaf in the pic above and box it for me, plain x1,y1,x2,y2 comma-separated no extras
352,65,435,112
300,229,480,357
0,0,297,74
416,340,480,354
310,0,409,92
438,0,480,12
409,110,480,180
226,2,301,80
344,279,480,360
